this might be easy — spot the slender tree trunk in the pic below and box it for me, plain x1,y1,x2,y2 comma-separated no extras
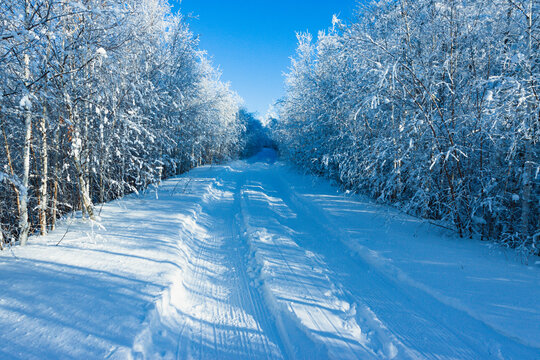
99,115,105,203
39,105,48,235
19,53,32,246
51,181,58,230
50,119,62,231
68,101,95,220
19,106,32,245
74,154,94,219
1,117,21,214
72,129,95,219
83,114,90,204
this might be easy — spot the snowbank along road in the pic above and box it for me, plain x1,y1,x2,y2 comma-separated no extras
0,149,539,359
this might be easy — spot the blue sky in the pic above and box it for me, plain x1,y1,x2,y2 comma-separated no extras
171,0,358,118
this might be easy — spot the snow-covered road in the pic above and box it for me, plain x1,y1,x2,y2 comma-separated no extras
1,149,539,359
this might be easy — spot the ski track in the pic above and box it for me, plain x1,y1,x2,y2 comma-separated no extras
1,150,539,360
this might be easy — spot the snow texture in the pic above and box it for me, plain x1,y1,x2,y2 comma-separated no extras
19,95,32,110
96,47,108,58
0,149,538,359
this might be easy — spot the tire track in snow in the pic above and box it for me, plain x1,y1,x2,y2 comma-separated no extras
172,170,285,360
268,168,493,359
228,174,290,359
238,166,384,358
236,187,326,359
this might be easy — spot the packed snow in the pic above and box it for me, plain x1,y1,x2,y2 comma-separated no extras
0,149,539,359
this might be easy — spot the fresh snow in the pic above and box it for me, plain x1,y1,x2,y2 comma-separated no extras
96,47,108,58
0,149,539,359
19,95,32,110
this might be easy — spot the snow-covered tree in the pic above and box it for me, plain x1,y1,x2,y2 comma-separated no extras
0,0,245,246
275,0,539,254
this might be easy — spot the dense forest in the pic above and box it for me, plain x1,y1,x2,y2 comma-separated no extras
1,0,538,256
0,1,265,247
273,0,539,254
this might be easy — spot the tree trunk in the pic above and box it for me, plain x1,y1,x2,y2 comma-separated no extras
1,117,21,214
74,155,94,219
19,53,32,246
51,180,58,230
68,102,95,220
71,128,95,220
39,106,48,235
50,120,62,231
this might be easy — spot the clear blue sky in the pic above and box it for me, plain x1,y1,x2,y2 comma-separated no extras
170,0,358,118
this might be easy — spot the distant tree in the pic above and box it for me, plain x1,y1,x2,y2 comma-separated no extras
237,109,272,158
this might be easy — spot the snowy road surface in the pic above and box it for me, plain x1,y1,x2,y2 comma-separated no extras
1,149,539,359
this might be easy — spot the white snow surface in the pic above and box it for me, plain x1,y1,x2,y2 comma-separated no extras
1,149,539,360
19,95,32,110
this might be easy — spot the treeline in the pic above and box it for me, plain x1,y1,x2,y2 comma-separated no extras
273,0,539,254
0,1,248,247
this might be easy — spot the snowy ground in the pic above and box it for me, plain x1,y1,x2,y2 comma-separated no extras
1,149,539,360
